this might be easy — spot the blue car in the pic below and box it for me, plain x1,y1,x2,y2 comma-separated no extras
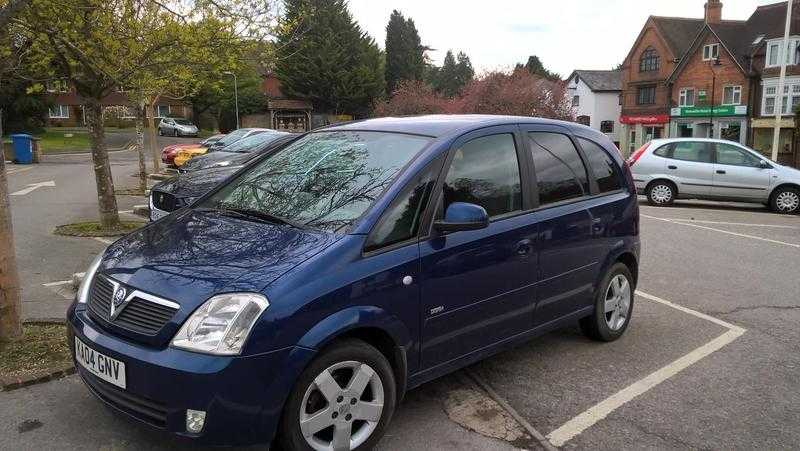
68,115,640,449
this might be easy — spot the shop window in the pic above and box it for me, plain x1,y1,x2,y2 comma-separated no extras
600,121,614,133
679,88,695,107
639,47,660,72
722,86,741,105
637,86,656,105
703,44,719,61
643,126,661,143
720,123,742,143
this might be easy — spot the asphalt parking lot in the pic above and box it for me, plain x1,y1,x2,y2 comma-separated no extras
3,150,800,450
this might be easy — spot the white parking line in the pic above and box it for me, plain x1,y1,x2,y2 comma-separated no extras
642,214,800,249
663,218,799,229
4,166,33,175
544,290,746,447
42,279,73,287
93,237,114,245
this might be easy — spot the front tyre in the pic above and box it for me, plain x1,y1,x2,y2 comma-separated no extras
580,263,635,342
771,187,800,214
279,339,396,451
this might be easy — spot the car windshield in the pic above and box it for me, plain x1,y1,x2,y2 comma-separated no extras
175,119,193,125
221,133,286,154
215,129,251,147
199,131,431,232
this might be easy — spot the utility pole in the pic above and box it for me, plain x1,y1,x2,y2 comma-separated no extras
223,71,240,129
772,0,793,161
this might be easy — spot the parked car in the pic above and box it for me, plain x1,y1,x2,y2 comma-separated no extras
178,131,293,173
69,115,639,449
158,118,199,137
173,128,273,167
629,138,800,214
161,135,226,166
149,134,298,221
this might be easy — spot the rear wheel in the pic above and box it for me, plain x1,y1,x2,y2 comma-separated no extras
646,180,676,206
278,339,396,451
580,263,634,342
771,187,800,214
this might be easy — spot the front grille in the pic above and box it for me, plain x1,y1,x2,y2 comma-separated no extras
151,190,179,212
87,276,178,336
82,371,168,428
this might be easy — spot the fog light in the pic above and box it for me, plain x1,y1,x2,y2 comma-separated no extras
186,409,206,433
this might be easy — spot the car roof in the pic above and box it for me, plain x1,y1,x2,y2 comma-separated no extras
321,115,579,138
648,137,749,146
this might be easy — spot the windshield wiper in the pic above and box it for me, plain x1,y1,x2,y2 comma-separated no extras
203,205,306,230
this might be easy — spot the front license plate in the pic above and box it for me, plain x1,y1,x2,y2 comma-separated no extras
75,337,126,389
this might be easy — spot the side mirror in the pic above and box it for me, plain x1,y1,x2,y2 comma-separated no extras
434,202,489,233
759,160,771,169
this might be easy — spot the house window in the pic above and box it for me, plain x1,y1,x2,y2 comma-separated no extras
46,80,68,93
572,95,580,107
639,47,660,72
766,38,800,68
679,88,695,107
577,115,590,126
48,105,69,119
764,97,775,115
600,121,614,133
637,86,656,105
155,105,170,117
703,43,720,61
763,84,800,116
722,86,741,105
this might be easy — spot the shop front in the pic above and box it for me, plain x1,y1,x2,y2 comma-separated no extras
619,114,670,157
669,105,748,145
751,117,797,168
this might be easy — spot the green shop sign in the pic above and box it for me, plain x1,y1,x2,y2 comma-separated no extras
671,105,748,117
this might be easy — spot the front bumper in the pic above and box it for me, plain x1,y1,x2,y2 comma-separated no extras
68,303,315,446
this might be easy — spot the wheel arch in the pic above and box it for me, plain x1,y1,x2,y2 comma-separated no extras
296,306,411,401
645,177,678,195
596,243,639,293
768,182,800,201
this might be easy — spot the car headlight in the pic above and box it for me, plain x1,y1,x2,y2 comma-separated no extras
171,293,269,355
77,251,104,303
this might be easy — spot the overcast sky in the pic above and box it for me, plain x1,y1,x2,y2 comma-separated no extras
347,0,779,77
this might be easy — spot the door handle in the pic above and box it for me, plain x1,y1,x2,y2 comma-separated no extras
591,218,604,234
516,239,533,256
716,170,726,174
668,165,677,170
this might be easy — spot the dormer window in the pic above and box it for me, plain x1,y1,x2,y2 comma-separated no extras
703,43,720,61
639,47,660,72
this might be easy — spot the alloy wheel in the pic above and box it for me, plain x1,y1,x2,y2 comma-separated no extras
299,361,384,451
604,274,631,331
775,191,800,213
650,184,673,204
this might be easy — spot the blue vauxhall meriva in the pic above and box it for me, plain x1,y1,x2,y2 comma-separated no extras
68,115,639,449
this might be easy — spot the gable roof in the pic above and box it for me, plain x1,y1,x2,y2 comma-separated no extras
570,70,622,92
650,17,705,57
746,1,799,40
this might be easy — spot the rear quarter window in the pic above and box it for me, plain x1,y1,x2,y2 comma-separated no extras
653,144,671,157
577,137,622,193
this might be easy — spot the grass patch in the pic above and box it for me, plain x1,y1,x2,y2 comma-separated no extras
35,130,92,154
54,220,145,237
0,324,72,381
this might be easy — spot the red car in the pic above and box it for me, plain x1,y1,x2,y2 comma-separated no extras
160,134,225,165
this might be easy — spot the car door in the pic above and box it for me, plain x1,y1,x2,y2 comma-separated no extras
664,141,714,196
419,126,538,370
522,126,599,327
711,142,772,200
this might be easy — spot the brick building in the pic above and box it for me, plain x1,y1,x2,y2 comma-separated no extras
45,80,192,128
619,0,800,167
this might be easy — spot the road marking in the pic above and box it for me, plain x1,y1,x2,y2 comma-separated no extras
642,214,800,248
660,218,799,229
43,280,72,287
10,180,56,196
5,166,33,175
93,237,114,245
545,290,746,447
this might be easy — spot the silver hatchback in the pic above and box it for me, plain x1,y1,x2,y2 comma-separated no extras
629,138,800,214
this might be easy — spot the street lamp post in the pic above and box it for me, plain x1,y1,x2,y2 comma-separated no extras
223,71,239,130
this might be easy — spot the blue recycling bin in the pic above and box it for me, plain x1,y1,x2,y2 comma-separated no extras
10,134,33,164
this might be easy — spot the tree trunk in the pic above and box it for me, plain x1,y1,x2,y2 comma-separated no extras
85,99,121,230
135,102,147,193
0,107,23,342
146,102,160,173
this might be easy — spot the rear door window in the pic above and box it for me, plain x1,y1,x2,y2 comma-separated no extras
528,132,589,205
670,142,712,163
442,134,523,218
577,137,622,193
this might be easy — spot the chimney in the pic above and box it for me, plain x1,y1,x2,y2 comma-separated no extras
704,0,722,24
